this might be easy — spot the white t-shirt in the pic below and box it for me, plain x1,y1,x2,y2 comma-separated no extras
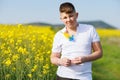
52,24,100,80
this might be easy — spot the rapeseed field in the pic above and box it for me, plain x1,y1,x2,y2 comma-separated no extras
0,24,120,80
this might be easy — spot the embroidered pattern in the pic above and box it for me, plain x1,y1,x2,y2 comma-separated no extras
63,32,75,41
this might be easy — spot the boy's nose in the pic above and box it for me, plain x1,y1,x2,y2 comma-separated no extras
66,17,71,21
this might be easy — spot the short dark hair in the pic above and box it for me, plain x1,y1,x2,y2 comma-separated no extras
59,2,76,13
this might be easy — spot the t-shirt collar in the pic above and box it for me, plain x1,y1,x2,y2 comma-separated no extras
61,24,80,33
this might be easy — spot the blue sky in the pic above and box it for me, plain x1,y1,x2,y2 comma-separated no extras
0,0,120,28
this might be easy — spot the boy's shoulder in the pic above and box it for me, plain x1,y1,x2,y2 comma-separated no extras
79,23,96,29
79,23,94,28
56,27,65,33
78,24,95,32
54,27,65,37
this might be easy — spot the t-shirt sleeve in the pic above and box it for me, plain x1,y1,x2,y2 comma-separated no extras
52,32,62,53
91,26,100,42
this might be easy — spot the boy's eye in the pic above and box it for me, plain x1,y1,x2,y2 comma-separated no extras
64,17,67,19
63,15,73,19
69,14,74,17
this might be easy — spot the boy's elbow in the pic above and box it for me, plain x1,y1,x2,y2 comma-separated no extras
50,55,57,65
99,50,103,58
50,58,54,64
50,55,54,64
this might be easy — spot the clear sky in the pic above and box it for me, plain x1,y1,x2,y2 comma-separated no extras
0,0,120,28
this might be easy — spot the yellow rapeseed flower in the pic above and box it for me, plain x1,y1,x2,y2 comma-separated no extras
31,65,38,72
27,73,32,78
17,47,28,55
43,64,49,74
9,38,14,44
12,67,16,72
17,24,23,28
12,54,19,61
5,74,10,78
4,58,12,66
25,58,30,65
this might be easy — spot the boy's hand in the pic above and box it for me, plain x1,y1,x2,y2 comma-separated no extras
71,56,86,65
59,57,71,67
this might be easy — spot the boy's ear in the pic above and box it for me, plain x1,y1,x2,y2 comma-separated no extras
60,17,62,21
76,12,79,18
60,16,63,20
60,17,62,20
76,12,78,16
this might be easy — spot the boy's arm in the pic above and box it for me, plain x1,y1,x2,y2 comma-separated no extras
85,41,103,62
50,52,71,66
71,41,103,64
50,52,61,66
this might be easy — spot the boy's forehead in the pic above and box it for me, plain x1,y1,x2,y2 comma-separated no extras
60,12,75,16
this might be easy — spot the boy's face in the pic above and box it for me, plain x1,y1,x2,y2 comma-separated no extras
60,12,78,27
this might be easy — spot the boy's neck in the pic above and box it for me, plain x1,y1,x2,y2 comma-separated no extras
67,23,78,30
66,23,78,35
